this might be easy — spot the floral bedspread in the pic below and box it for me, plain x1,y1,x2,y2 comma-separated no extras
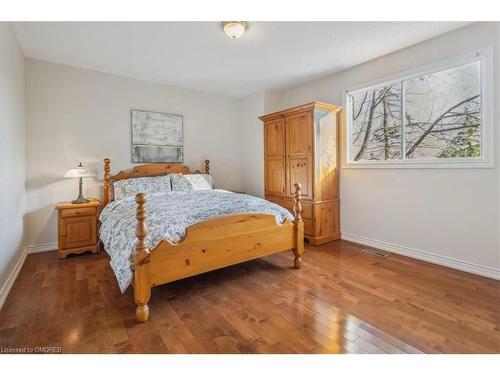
99,190,294,292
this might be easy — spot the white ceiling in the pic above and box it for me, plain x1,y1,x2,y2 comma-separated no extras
13,22,470,98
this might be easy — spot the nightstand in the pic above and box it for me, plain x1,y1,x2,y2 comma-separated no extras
55,199,101,259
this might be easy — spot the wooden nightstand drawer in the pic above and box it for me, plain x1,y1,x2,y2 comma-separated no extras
59,217,97,249
60,206,97,218
55,199,101,259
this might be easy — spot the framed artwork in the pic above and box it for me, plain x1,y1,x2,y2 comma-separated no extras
131,109,183,163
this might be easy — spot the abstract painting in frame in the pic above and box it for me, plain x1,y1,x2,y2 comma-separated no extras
131,109,183,163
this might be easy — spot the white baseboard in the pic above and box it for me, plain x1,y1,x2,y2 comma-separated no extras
0,242,57,310
0,247,28,310
26,242,57,254
341,232,500,281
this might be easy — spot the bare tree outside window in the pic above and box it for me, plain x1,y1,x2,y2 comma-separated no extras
350,85,401,161
405,62,480,159
348,61,481,163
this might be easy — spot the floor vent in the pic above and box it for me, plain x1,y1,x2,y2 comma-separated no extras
362,248,389,258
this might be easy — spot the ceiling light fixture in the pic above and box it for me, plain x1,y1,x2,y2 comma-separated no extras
221,21,247,39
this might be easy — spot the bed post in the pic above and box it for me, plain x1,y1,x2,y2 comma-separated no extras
292,182,304,268
205,159,210,174
103,158,111,206
134,193,151,322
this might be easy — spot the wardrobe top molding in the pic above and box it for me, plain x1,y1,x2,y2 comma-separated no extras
258,102,342,122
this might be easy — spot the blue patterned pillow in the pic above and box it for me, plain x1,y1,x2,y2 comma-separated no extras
113,175,172,200
171,174,214,191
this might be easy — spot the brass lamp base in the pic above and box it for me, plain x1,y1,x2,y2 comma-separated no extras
71,177,90,204
71,194,90,204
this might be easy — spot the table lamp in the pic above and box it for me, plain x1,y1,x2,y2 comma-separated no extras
64,163,94,204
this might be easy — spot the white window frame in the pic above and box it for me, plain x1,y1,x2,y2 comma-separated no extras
343,47,494,169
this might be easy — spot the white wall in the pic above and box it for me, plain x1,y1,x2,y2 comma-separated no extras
248,22,500,276
0,23,26,302
25,59,242,246
239,92,265,197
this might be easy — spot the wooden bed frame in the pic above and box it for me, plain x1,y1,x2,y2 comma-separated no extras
102,158,304,322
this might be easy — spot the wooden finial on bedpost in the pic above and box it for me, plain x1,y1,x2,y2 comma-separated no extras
293,183,303,222
205,159,210,174
103,158,111,206
135,193,148,252
134,193,151,322
292,183,304,269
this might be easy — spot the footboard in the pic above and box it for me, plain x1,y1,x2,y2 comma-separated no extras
150,213,295,286
133,183,304,322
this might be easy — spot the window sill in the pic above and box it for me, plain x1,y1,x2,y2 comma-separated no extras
343,159,494,169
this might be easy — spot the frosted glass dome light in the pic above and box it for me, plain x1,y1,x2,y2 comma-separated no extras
222,22,247,39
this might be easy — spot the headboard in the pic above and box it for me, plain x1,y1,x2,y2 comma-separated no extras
103,158,210,207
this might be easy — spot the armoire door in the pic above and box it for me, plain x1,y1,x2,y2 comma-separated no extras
285,111,313,200
264,118,286,197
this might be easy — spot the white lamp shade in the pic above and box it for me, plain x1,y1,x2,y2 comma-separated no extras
64,164,93,178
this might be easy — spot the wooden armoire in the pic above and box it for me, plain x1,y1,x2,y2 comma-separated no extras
259,102,342,245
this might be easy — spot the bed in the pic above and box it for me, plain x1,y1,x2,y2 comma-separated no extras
101,158,304,322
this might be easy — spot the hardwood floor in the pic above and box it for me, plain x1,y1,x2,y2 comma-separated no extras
0,240,499,354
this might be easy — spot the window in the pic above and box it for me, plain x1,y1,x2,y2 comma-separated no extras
345,49,492,168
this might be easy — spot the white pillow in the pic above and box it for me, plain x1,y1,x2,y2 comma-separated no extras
113,175,172,200
171,174,214,191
